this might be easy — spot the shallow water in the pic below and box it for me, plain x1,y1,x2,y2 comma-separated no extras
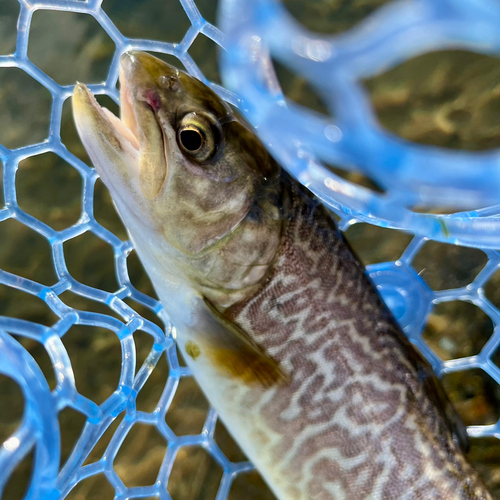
2,0,500,498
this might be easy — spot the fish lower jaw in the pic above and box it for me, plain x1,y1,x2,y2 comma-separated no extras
74,83,139,152
73,83,141,181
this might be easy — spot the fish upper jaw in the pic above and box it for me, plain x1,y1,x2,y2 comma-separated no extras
119,51,171,200
118,57,139,141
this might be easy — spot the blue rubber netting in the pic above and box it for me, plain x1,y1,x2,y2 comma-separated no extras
2,0,500,498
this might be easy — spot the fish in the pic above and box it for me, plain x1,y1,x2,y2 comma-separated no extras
73,50,492,500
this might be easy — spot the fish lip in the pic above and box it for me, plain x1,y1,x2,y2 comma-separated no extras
119,51,162,120
118,52,159,151
119,54,140,141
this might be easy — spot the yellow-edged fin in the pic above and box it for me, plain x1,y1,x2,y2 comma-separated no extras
193,297,288,388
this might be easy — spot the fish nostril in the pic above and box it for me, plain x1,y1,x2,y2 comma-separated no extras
160,75,180,92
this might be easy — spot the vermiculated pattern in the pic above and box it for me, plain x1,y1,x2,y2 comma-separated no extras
228,179,491,499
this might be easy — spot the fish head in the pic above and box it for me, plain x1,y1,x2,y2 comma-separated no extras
73,51,283,307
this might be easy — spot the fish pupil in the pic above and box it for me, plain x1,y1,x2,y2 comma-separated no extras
180,129,203,152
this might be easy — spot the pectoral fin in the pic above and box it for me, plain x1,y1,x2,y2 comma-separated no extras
189,296,288,388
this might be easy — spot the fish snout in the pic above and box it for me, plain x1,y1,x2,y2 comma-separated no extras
120,51,180,91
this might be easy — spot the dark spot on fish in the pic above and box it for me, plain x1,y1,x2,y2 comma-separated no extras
246,203,263,223
185,340,201,360
269,297,282,312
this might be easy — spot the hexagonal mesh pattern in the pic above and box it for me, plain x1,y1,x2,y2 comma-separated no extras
1,0,500,499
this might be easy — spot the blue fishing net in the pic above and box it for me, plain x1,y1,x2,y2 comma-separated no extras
2,0,500,498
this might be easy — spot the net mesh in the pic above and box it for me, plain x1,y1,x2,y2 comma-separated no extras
1,0,500,498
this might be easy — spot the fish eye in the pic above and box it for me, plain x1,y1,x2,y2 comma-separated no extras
177,112,220,162
180,128,203,152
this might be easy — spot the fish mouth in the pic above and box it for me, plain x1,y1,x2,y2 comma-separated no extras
73,51,169,201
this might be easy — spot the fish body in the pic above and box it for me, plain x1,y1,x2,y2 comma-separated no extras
73,51,492,499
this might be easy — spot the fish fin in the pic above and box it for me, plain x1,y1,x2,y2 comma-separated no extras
413,352,469,452
424,371,469,452
193,296,288,388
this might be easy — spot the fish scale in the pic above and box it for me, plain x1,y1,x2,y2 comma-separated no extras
223,177,492,499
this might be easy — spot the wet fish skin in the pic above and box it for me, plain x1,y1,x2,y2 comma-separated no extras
72,51,492,499
224,180,492,499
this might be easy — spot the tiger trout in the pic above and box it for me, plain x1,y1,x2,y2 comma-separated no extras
73,51,492,499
